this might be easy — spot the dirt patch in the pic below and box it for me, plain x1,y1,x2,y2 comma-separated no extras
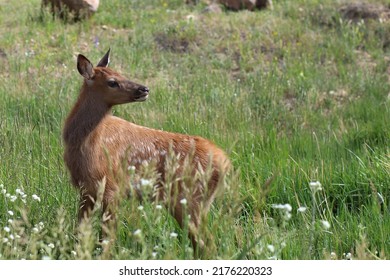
339,2,390,22
315,89,356,115
154,33,192,53
354,50,377,71
282,91,298,112
0,48,7,59
0,48,9,77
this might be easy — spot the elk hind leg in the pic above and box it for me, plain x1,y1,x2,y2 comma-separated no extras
78,190,96,223
171,195,205,254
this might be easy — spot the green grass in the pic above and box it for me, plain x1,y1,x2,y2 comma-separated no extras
0,0,389,259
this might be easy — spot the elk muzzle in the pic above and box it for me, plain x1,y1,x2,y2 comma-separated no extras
133,85,149,101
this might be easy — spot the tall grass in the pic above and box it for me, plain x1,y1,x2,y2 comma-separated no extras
0,0,389,259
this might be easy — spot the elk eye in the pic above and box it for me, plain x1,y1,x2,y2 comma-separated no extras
107,80,119,88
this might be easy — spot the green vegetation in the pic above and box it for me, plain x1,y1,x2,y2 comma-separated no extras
0,0,389,259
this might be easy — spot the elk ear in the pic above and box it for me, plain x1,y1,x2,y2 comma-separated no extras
97,48,110,67
77,54,95,80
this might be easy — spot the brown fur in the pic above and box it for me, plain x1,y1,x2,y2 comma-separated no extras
63,50,230,251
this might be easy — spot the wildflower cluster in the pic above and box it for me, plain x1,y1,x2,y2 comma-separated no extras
309,181,322,194
2,218,21,246
308,180,331,232
0,183,45,258
271,203,292,221
32,222,45,234
1,184,41,206
257,201,292,259
262,181,335,260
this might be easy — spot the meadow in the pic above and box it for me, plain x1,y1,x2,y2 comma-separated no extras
0,0,389,260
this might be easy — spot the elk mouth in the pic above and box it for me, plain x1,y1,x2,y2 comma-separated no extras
134,93,149,102
134,86,149,102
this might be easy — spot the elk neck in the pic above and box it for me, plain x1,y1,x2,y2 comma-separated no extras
63,83,112,147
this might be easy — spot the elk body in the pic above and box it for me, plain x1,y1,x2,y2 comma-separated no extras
63,49,230,250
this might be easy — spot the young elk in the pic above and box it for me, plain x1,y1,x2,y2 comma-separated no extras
63,49,230,251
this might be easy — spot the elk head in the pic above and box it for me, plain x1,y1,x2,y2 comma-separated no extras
76,49,149,106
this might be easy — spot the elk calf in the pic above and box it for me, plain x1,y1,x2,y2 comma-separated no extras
63,49,230,250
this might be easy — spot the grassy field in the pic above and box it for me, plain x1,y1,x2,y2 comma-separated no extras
0,0,389,260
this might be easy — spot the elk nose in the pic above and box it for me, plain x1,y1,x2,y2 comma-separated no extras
137,86,149,95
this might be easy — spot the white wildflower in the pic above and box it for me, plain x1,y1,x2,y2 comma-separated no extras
186,14,196,22
330,252,337,259
272,203,292,212
133,229,142,236
152,252,158,258
7,219,13,224
48,243,55,249
7,210,14,216
16,188,25,196
137,205,144,211
127,165,136,171
1,189,6,194
0,183,3,189
3,238,8,243
267,244,275,253
32,194,41,202
321,220,331,230
32,223,44,232
5,193,10,198
272,203,292,220
10,195,17,202
9,234,14,240
170,232,178,238
180,198,187,205
297,206,307,213
140,179,151,187
309,181,322,193
71,251,77,257
101,239,110,245
156,204,163,210
345,252,352,260
94,247,102,255
4,226,11,233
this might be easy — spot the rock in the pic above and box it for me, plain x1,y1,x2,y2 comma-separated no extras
186,0,213,5
256,0,272,10
218,0,256,11
202,3,223,14
42,0,99,20
218,0,271,11
339,2,390,22
197,0,272,12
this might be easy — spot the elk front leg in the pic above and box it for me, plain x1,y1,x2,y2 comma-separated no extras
100,187,119,241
